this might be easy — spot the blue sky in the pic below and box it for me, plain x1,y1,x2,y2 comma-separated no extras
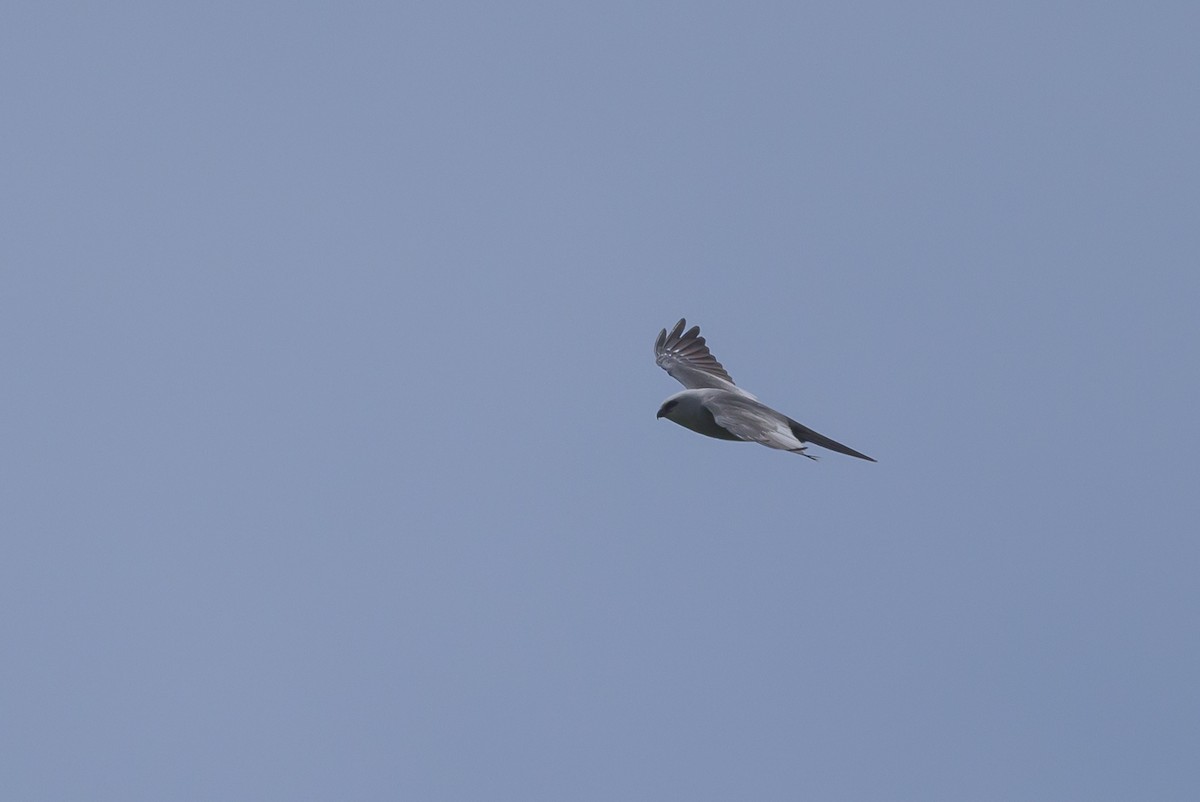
3,3,1198,800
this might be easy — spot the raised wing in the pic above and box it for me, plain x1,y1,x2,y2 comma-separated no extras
654,319,750,396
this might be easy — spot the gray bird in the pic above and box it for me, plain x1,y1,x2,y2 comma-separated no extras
654,319,875,462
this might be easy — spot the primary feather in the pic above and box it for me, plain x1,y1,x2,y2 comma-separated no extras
654,319,751,397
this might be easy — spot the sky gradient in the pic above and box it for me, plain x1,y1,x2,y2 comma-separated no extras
3,3,1198,800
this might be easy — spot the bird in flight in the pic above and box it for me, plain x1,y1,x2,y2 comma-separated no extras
654,319,875,462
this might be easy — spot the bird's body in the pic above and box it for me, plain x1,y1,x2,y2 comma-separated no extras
654,319,875,462
657,389,745,441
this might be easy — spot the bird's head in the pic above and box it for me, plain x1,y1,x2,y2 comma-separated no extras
656,398,679,420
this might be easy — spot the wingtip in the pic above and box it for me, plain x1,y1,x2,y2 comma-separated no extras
840,447,877,463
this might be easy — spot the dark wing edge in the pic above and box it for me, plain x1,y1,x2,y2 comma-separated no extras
654,318,736,385
787,418,876,462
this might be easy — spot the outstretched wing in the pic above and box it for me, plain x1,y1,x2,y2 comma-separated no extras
654,319,751,396
704,394,807,452
707,393,877,462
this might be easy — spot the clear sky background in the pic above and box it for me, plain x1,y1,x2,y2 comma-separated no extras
3,3,1198,800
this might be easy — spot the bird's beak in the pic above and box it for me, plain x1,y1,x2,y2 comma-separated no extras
656,408,666,419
